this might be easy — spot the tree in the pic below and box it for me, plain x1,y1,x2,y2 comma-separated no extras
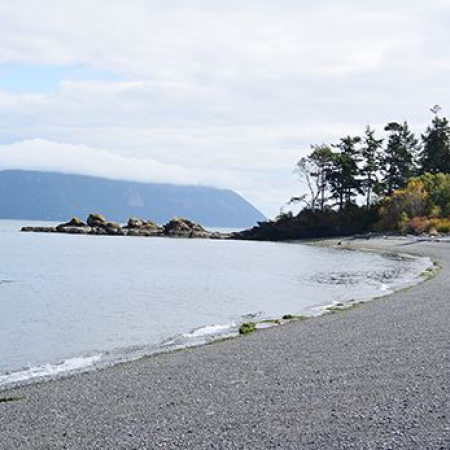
420,111,450,174
309,145,334,212
360,126,383,208
293,145,334,212
381,121,420,195
422,172,450,216
377,178,428,230
328,136,362,210
293,156,321,212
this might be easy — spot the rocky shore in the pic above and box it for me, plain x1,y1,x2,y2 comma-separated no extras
21,214,231,239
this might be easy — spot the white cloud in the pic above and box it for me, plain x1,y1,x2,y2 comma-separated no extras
0,1,450,216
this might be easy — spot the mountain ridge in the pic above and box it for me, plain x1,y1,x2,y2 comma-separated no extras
0,170,265,228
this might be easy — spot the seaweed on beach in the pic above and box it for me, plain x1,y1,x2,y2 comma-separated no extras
0,397,23,403
239,322,257,335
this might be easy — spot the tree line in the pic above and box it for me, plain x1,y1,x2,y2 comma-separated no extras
293,109,450,214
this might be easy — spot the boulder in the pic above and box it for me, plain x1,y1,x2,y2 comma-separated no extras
127,217,143,228
126,228,161,237
163,218,211,238
60,226,92,234
57,217,86,229
104,222,123,235
126,217,161,230
87,213,107,228
90,227,107,235
141,220,161,230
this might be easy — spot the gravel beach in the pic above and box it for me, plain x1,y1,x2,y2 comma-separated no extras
1,238,449,449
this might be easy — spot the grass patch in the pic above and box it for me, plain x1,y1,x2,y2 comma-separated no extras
239,322,257,335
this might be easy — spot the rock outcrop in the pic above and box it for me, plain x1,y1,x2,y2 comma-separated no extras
87,214,107,228
21,214,230,239
56,217,92,234
124,218,163,236
163,218,210,238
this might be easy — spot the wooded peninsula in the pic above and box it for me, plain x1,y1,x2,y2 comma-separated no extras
240,108,450,240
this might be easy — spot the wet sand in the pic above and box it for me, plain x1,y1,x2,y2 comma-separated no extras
1,238,449,449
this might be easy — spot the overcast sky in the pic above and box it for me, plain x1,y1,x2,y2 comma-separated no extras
1,0,450,217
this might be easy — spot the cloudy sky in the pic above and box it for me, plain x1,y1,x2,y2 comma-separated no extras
1,0,450,216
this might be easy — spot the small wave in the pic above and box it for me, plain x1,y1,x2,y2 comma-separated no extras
0,354,102,389
183,323,236,338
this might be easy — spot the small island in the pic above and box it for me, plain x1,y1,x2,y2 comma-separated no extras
21,214,231,239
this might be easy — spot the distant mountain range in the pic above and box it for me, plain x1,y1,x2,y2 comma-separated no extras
0,170,265,228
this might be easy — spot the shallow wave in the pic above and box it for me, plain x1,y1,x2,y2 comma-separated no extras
0,354,102,389
0,322,242,390
183,323,237,338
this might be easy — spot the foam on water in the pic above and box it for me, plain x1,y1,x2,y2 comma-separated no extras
0,355,102,388
183,323,237,338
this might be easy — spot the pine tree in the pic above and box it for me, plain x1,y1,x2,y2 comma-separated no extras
360,126,383,208
382,122,420,195
328,136,362,210
420,114,450,174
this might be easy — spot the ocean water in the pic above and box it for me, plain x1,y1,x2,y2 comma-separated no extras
0,220,431,388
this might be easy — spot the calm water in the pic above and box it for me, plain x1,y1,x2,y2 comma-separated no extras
0,220,430,388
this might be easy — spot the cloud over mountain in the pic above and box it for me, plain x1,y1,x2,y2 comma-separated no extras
1,0,450,215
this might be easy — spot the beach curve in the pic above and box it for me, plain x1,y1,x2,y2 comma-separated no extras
1,237,449,449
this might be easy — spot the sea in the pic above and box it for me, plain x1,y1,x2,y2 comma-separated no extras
0,220,431,389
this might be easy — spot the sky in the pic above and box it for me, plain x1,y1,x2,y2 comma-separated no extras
1,1,450,217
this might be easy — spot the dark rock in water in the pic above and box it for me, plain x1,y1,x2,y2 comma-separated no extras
126,228,161,237
87,214,107,228
61,226,92,234
163,218,210,238
56,217,91,234
90,227,107,236
127,217,143,228
21,226,57,233
125,217,162,232
56,217,87,229
104,222,123,235
141,220,161,230
21,214,230,239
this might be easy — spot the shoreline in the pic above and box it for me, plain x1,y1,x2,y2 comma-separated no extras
0,238,433,392
1,237,449,448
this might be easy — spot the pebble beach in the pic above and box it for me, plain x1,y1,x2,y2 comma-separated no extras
1,238,449,449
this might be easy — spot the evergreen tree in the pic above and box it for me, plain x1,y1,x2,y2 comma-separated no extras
360,126,383,208
420,114,450,174
309,145,334,212
382,122,420,195
328,136,362,210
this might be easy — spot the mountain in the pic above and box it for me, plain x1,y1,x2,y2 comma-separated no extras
0,170,265,228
